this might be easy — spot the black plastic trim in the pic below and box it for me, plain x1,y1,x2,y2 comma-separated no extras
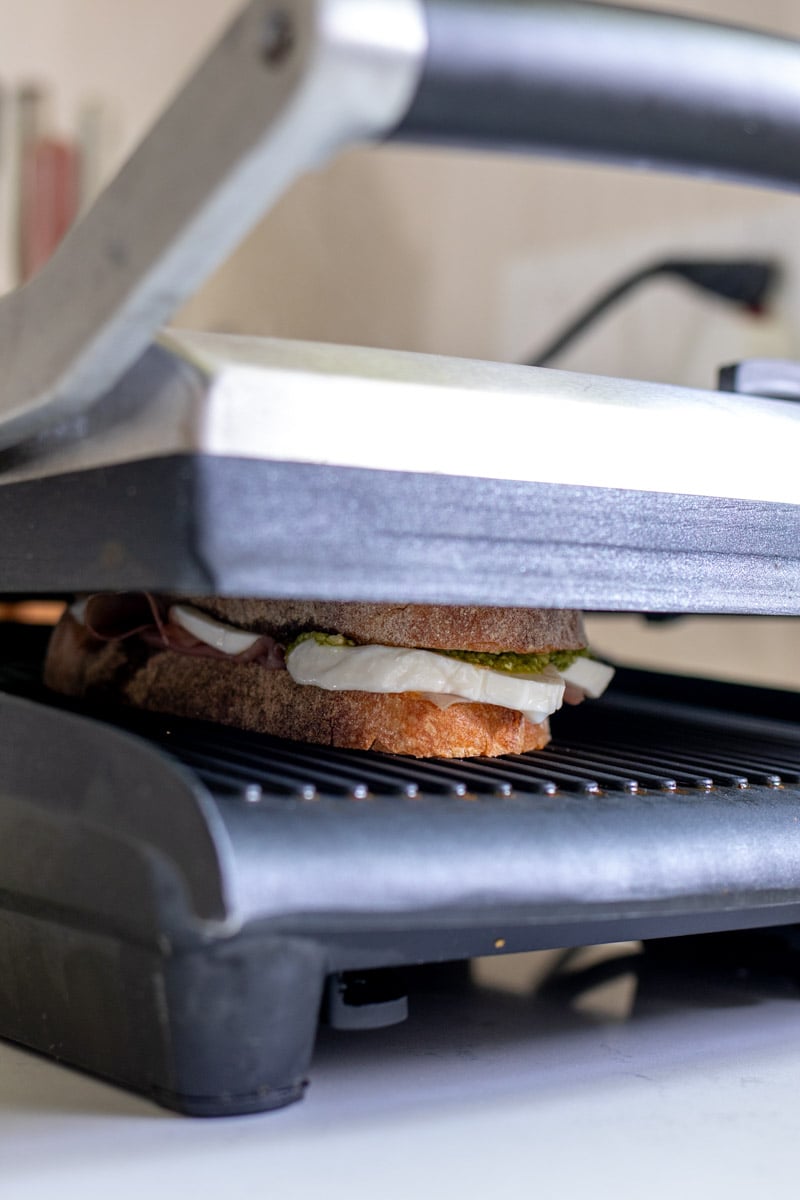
395,1,800,192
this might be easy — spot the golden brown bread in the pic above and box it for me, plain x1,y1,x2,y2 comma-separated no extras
181,598,586,655
126,653,551,756
44,614,551,757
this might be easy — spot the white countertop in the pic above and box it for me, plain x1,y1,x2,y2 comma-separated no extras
3,944,800,1199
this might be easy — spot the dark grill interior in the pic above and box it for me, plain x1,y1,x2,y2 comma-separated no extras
2,629,797,803
137,701,800,801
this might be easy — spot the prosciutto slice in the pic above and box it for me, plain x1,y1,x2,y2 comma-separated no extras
81,593,286,669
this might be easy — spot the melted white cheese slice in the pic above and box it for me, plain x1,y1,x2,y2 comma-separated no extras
559,656,615,698
70,598,613,717
170,604,261,656
286,640,565,725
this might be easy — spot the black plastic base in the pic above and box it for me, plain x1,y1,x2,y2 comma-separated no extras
0,905,325,1117
151,1082,307,1119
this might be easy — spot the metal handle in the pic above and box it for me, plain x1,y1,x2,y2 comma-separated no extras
394,0,800,190
0,0,426,450
6,0,800,451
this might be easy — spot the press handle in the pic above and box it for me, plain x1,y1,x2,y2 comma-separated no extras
0,0,426,451
393,0,800,191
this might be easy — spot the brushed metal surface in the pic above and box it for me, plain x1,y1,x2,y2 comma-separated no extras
2,331,799,507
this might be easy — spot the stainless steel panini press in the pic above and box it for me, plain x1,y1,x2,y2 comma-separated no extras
1,0,800,1116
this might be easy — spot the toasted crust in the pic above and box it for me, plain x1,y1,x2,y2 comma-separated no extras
44,616,551,758
180,598,586,655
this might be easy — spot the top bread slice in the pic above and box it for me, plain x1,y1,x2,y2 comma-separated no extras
181,599,586,654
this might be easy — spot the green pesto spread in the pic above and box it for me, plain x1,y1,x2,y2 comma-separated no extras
434,647,588,674
286,630,587,675
286,630,357,654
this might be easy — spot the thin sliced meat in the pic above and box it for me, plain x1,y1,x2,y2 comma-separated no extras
82,592,285,668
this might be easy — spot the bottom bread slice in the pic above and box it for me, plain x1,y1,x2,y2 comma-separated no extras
44,618,551,758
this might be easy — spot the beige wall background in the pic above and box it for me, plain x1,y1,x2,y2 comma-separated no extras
1,0,799,367
1,0,798,686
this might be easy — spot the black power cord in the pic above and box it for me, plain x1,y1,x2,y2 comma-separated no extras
526,258,779,368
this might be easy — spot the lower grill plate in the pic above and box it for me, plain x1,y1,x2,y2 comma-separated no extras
2,629,800,1115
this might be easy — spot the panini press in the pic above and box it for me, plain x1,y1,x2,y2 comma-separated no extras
1,0,800,1116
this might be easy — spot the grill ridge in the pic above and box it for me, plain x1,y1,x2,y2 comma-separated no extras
3,643,800,805
573,725,797,787
133,701,800,804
